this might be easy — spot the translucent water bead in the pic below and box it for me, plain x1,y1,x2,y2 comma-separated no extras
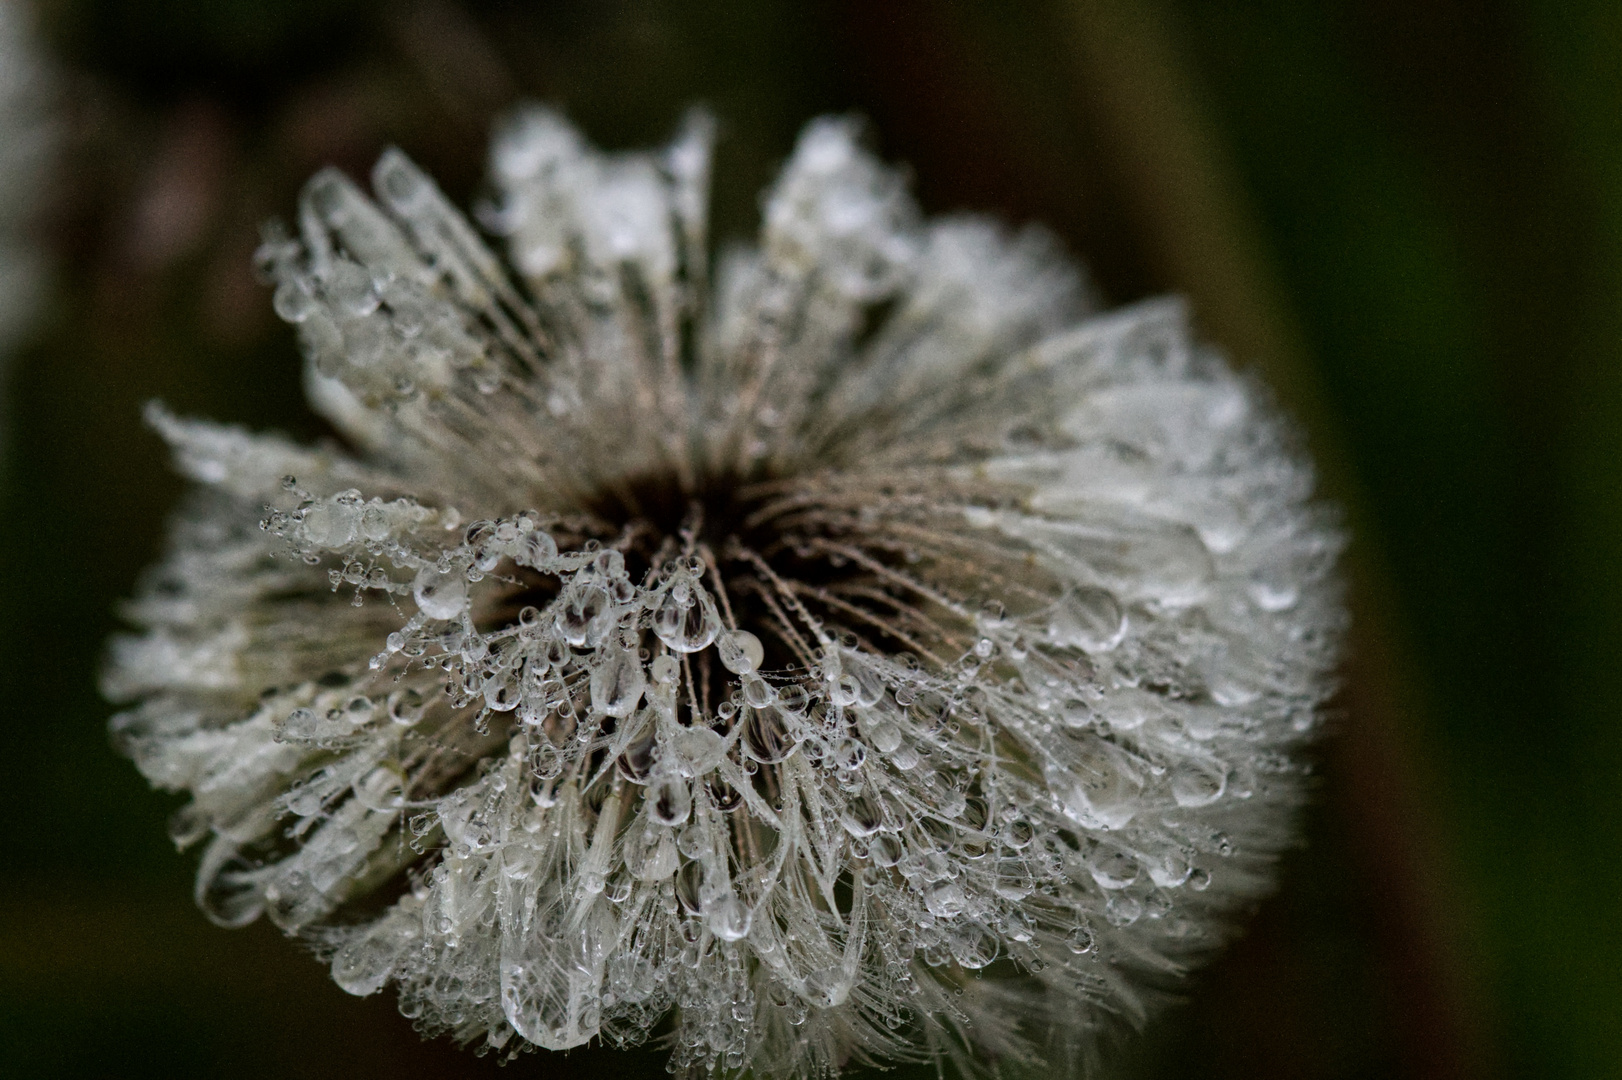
413,565,468,620
717,629,763,674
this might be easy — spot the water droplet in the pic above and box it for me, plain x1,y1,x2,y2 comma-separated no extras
558,584,613,647
485,680,519,712
949,923,999,969
1066,925,1096,954
272,280,317,323
1171,759,1228,808
1047,587,1126,653
741,675,775,708
652,588,721,653
1148,853,1193,889
776,684,810,714
282,707,318,741
707,777,744,813
1086,848,1140,890
830,738,866,771
670,726,726,777
413,565,467,620
845,657,885,706
839,793,884,837
529,740,564,782
651,655,680,684
674,860,705,915
331,932,400,996
615,726,656,784
865,719,903,754
924,882,968,918
626,826,678,881
649,777,692,827
741,706,798,764
590,648,646,718
1104,892,1142,926
302,502,359,548
707,895,753,941
515,529,558,568
1060,698,1094,728
717,629,764,675
1046,737,1144,830
868,833,904,866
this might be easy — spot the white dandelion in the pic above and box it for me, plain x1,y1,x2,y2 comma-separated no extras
106,108,1343,1077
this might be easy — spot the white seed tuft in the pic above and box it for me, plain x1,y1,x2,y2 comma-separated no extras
107,107,1344,1077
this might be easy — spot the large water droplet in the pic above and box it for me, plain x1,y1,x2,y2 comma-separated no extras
590,648,646,718
626,826,678,881
741,706,798,764
670,726,726,778
652,588,721,653
1171,759,1228,807
303,502,359,548
514,529,558,568
649,777,692,827
1047,587,1126,653
924,882,968,918
616,725,656,784
530,739,564,783
1105,892,1143,926
413,565,467,620
949,923,999,969
1065,924,1096,954
557,584,613,647
865,718,903,754
1047,737,1144,830
741,675,775,708
707,895,753,941
651,654,680,685
674,860,705,915
839,793,884,837
273,280,317,323
717,629,764,675
332,931,401,996
1086,847,1140,890
868,833,904,866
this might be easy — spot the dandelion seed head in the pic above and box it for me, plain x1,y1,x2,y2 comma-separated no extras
107,107,1344,1077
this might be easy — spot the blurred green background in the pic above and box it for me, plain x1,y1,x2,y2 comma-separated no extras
4,0,1619,1077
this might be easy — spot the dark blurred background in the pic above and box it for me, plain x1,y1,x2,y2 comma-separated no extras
3,1,1618,1077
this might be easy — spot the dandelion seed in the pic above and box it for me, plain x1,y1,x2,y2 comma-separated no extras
106,107,1344,1076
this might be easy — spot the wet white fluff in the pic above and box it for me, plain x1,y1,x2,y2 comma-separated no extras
107,108,1344,1077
